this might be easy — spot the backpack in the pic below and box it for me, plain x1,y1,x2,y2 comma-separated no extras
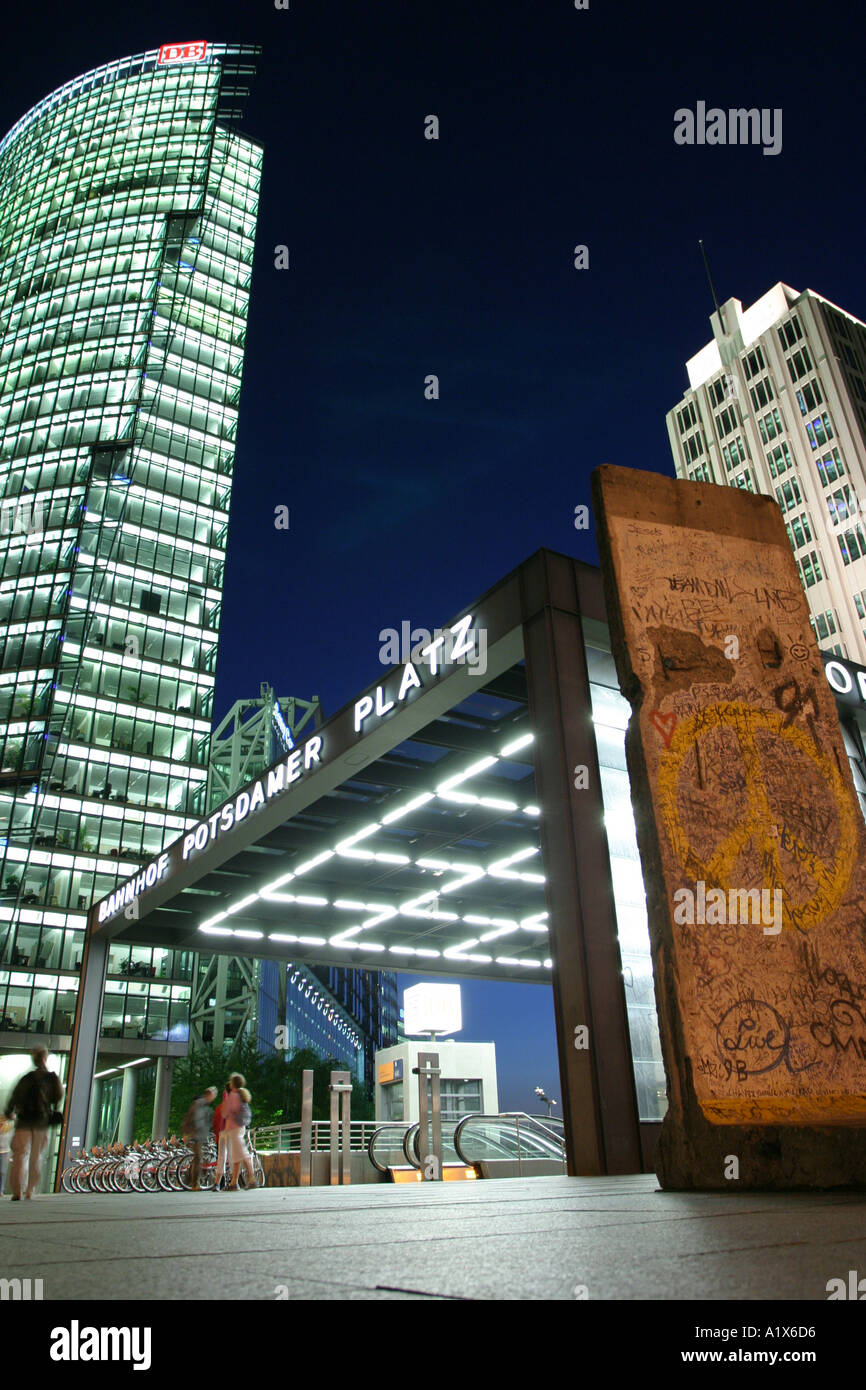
236,1100,252,1129
14,1070,59,1126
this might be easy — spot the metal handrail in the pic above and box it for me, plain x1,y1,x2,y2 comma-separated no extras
253,1120,381,1153
403,1122,420,1169
501,1111,566,1147
367,1123,414,1174
453,1113,567,1173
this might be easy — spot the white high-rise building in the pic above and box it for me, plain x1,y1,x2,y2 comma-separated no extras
666,282,866,664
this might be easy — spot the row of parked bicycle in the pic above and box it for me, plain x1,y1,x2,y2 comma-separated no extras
59,1135,265,1194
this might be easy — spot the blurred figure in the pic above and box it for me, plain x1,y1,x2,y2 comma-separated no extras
211,1083,230,1192
181,1086,217,1190
221,1073,255,1192
0,1116,11,1195
5,1047,63,1200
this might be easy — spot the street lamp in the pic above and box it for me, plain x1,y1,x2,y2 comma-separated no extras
534,1085,558,1119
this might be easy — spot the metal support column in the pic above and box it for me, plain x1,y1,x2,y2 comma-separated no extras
299,1068,313,1187
55,930,108,1188
328,1070,351,1185
414,1052,443,1180
521,553,642,1175
85,1078,101,1151
212,956,228,1050
118,1066,138,1145
151,1055,174,1139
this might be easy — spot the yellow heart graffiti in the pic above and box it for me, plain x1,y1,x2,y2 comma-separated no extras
655,702,858,932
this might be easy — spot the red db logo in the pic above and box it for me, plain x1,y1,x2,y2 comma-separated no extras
158,41,208,64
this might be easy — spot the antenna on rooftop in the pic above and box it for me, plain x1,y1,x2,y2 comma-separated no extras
699,238,724,330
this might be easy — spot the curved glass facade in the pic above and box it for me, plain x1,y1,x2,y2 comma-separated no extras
0,44,261,1046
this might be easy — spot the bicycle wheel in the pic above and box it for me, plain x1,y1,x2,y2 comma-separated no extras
60,1165,77,1193
139,1159,160,1192
176,1156,195,1191
239,1157,264,1189
112,1164,131,1193
157,1156,180,1191
126,1161,145,1193
198,1156,217,1190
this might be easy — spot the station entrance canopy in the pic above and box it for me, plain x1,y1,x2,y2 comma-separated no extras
90,553,615,982
68,550,646,1176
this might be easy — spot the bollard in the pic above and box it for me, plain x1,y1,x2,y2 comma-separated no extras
328,1070,352,1185
413,1052,443,1180
299,1068,313,1187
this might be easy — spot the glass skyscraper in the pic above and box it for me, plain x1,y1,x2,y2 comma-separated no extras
0,44,262,1108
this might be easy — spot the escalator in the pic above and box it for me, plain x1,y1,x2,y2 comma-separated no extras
368,1121,475,1182
454,1112,567,1176
368,1112,566,1181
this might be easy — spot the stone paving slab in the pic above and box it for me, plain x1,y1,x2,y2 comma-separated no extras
1,1176,864,1300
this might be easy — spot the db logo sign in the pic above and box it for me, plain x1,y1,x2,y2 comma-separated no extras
158,41,208,64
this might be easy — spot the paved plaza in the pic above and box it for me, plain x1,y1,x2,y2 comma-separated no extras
1,1175,865,1300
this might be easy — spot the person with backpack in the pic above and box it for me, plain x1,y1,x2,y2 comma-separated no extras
181,1086,217,1191
4,1047,63,1200
218,1073,255,1192
211,1083,230,1192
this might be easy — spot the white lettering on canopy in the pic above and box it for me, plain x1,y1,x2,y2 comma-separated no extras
354,614,480,734
97,735,323,924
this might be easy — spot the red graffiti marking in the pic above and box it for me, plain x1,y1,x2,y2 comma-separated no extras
650,709,678,747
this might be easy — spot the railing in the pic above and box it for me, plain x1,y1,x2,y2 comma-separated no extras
258,1113,568,1175
453,1112,567,1173
368,1123,417,1174
253,1121,381,1154
403,1121,462,1169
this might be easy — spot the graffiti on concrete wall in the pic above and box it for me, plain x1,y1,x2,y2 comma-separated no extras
608,514,866,1127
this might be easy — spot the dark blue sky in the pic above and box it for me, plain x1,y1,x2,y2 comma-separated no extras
4,0,863,1108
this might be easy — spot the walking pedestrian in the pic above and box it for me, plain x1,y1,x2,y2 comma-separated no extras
181,1087,217,1190
4,1048,63,1200
211,1083,230,1192
0,1116,11,1195
219,1074,255,1192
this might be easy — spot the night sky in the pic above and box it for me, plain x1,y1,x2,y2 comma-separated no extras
4,0,863,1109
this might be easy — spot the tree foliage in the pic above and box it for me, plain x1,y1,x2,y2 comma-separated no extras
133,1040,374,1140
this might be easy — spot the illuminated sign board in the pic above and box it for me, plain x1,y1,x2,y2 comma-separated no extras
377,1059,404,1085
403,983,462,1037
354,614,479,733
95,619,485,926
272,702,295,753
90,621,862,932
180,735,324,862
97,853,171,925
158,41,208,64
97,736,324,924
822,654,866,710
